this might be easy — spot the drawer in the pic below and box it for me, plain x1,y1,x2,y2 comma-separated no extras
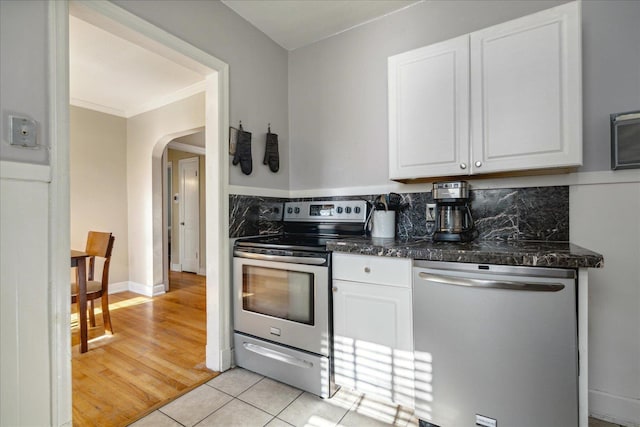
332,253,411,287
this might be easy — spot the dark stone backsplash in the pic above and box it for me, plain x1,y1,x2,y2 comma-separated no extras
229,195,285,238
230,186,569,241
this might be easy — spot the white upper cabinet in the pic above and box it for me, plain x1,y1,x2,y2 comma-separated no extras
388,35,470,179
388,1,581,180
470,1,582,174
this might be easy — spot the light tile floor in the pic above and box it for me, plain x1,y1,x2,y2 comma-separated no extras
130,367,623,427
129,367,416,427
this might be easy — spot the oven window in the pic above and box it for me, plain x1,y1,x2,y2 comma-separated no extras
242,265,314,325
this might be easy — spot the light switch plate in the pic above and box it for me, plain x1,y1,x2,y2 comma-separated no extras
9,115,38,147
426,203,437,221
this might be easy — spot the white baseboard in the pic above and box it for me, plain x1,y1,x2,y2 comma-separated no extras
108,281,130,294
220,347,232,372
171,263,182,272
198,267,206,276
125,281,165,297
589,389,640,427
152,284,166,296
108,281,164,297
206,344,233,372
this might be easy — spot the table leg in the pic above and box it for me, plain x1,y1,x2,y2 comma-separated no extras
77,257,88,353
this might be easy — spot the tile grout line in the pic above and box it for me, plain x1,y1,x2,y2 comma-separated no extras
189,387,238,427
168,369,412,427
335,388,365,426
229,378,300,423
271,389,305,421
205,373,265,397
155,409,187,427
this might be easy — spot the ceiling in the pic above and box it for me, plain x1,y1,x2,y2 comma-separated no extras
69,1,420,118
221,0,421,51
69,15,208,118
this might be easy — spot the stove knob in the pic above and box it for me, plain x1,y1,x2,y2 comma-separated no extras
273,207,280,214
336,207,343,214
294,207,300,214
354,206,361,214
287,207,293,214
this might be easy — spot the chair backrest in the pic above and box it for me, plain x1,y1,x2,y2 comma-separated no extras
84,231,115,285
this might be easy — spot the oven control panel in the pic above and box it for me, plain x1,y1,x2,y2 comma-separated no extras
283,200,367,223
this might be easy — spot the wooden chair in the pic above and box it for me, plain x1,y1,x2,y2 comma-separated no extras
72,231,115,335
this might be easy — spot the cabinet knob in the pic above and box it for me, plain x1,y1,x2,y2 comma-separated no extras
460,163,467,170
475,161,482,167
364,267,371,273
332,286,338,292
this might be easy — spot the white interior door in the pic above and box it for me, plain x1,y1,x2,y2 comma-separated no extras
179,157,199,273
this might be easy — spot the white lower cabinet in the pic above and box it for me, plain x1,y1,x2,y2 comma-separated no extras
332,254,414,407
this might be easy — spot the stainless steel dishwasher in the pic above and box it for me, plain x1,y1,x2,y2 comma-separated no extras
413,261,578,427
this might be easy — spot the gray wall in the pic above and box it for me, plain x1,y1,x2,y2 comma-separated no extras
1,2,55,424
289,0,640,190
582,0,640,172
0,0,49,165
113,0,290,190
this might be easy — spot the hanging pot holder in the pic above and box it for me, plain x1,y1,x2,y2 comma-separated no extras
263,124,279,173
232,123,252,175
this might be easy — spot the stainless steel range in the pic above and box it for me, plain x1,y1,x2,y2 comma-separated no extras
233,200,368,398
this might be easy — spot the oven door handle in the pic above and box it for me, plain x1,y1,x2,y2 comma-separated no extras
242,342,314,369
234,250,327,266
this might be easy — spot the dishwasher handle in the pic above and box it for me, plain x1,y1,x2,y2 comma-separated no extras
417,271,565,292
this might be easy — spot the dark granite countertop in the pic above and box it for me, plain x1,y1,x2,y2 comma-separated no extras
327,237,604,269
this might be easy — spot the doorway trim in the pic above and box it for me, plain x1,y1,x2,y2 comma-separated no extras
166,159,173,281
51,1,230,425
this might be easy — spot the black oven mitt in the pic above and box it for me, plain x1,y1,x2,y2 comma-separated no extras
263,131,279,172
232,127,252,175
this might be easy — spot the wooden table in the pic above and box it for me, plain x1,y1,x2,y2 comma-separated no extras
71,250,89,353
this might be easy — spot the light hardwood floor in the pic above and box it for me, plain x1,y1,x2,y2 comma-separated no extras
71,271,218,426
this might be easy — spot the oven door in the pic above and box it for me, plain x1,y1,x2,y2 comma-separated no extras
233,253,330,356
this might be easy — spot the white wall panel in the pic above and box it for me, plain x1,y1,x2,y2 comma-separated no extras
0,178,51,426
571,182,640,425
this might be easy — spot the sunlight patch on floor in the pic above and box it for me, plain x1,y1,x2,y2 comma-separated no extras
71,295,151,324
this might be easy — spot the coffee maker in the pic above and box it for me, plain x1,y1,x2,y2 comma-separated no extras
432,181,477,242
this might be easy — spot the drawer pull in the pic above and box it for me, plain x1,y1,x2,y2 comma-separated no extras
364,267,371,273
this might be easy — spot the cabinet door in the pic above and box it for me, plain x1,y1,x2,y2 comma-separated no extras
470,1,581,174
388,35,470,179
332,279,413,406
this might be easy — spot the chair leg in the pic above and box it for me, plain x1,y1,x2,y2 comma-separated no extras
89,299,96,327
101,295,114,335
